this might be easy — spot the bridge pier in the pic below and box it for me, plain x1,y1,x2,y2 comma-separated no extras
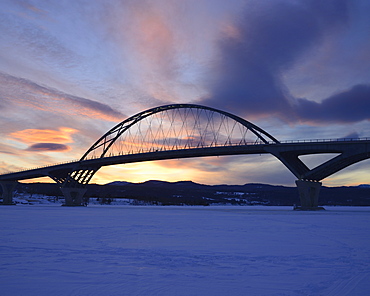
60,187,87,206
295,180,324,210
0,181,17,205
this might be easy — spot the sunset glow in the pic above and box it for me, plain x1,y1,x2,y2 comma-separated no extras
0,0,369,186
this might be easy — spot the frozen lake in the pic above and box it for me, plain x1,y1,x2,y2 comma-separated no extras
1,205,369,295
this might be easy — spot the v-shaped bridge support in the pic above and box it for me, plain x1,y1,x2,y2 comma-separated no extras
47,164,101,206
266,140,370,209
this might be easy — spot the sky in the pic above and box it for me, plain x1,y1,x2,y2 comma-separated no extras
0,0,369,187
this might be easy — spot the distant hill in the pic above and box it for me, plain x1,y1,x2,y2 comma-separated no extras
106,181,131,186
8,180,370,206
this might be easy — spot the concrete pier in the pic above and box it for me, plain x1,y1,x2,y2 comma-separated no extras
295,180,324,210
0,181,17,205
60,187,87,206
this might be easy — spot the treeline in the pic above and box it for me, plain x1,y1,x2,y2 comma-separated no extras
7,180,370,206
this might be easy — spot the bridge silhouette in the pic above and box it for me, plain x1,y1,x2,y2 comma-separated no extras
1,104,369,209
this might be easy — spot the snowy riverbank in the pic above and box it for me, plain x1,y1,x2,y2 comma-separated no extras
1,205,369,295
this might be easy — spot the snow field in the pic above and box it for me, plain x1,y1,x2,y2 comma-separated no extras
0,205,369,295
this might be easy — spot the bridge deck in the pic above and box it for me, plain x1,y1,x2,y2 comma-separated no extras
0,139,369,182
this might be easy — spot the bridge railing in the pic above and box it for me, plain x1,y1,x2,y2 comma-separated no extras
99,139,268,157
278,137,370,144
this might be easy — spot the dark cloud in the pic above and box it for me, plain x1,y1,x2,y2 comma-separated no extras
0,150,17,155
0,143,20,155
27,143,70,152
201,0,358,124
0,72,125,121
296,84,370,123
63,94,124,121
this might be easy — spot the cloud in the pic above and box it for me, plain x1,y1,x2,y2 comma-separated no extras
9,127,77,144
0,142,21,156
0,73,125,121
200,0,363,124
295,84,370,123
64,95,125,122
26,143,71,152
96,0,220,104
0,4,78,72
8,127,77,154
155,158,225,173
342,132,360,139
97,1,178,98
0,161,24,174
18,1,48,15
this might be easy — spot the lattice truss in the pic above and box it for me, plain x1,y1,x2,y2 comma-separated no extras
81,105,276,160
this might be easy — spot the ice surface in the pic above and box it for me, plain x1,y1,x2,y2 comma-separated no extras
0,205,369,295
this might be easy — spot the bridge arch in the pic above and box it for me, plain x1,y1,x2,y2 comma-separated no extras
80,104,279,161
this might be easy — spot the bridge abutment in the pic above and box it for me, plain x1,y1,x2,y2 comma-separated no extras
60,187,87,206
0,181,17,205
295,180,324,210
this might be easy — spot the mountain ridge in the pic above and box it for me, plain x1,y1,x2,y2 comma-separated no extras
7,181,370,206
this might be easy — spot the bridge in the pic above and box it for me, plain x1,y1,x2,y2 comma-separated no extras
1,104,369,209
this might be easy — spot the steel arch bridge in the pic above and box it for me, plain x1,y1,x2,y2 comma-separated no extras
70,103,280,186
1,104,369,208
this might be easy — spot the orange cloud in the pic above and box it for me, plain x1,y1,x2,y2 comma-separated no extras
9,127,78,144
118,3,179,102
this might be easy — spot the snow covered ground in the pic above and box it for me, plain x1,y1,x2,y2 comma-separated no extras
0,205,369,296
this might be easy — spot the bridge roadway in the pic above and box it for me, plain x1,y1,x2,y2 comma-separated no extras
1,138,369,209
1,138,369,181
0,144,267,182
